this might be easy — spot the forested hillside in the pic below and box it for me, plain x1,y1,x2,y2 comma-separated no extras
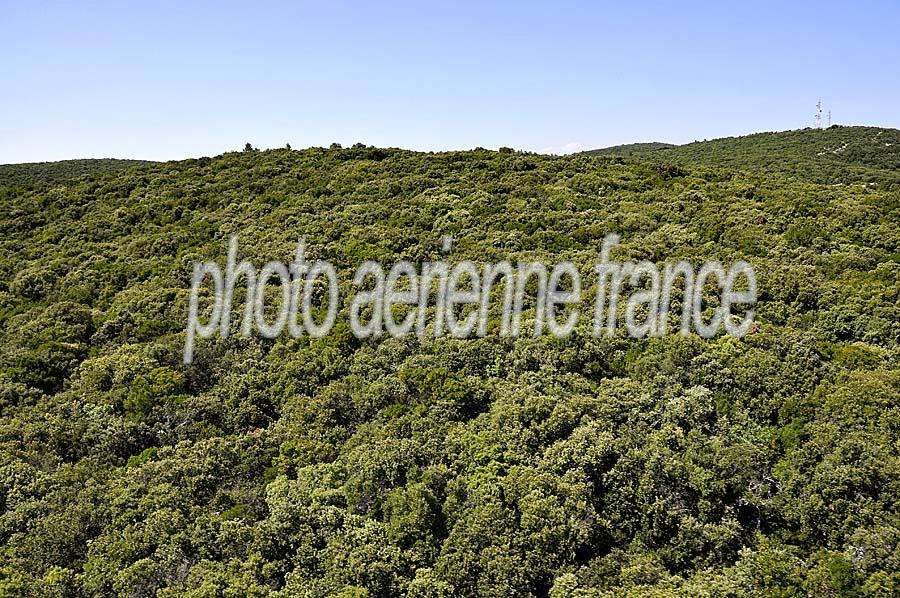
585,126,900,189
0,138,898,596
0,159,154,190
577,143,676,158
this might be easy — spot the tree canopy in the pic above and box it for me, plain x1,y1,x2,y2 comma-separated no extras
0,130,898,596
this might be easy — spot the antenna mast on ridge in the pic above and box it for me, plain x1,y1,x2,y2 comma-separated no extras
815,100,822,129
827,110,831,128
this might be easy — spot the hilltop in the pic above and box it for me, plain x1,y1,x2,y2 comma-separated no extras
0,158,154,189
583,125,900,188
579,141,676,157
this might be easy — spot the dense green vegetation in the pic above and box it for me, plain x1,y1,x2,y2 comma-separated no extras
0,159,154,190
0,132,898,596
586,126,900,189
580,143,676,158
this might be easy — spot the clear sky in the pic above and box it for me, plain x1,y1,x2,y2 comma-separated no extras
2,0,899,163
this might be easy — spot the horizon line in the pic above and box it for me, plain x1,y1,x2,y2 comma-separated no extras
2,123,896,167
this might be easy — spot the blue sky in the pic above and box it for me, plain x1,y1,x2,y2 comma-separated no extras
2,0,899,162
